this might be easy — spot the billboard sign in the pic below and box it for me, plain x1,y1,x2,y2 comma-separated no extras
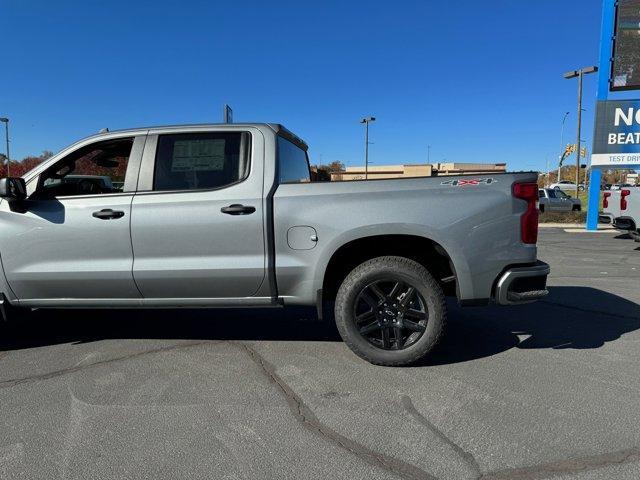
592,100,640,166
611,0,640,91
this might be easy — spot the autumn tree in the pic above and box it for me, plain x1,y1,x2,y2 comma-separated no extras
0,151,53,177
312,161,345,181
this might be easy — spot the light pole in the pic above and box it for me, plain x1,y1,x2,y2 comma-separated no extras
360,116,375,179
0,118,9,177
557,112,570,183
563,67,597,190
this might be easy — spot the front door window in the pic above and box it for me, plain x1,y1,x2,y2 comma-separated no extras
33,138,133,199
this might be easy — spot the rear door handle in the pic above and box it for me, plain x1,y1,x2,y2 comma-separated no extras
221,204,256,215
92,209,125,220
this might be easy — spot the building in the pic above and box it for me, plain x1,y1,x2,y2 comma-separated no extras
624,172,638,185
329,162,506,181
433,162,507,176
330,164,433,181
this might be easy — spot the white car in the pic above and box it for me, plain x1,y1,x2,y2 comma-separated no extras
549,181,583,193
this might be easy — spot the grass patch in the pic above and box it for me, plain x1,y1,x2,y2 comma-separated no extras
539,211,587,224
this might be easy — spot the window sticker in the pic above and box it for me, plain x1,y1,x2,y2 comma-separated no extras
171,139,226,172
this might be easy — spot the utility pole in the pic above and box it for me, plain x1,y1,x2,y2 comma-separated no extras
427,145,431,164
575,71,583,189
360,116,375,179
564,67,597,190
557,112,570,183
0,118,9,177
546,158,550,187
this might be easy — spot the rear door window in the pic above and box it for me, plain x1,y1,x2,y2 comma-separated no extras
153,132,249,191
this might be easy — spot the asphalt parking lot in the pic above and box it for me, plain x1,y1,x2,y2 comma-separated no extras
0,228,639,480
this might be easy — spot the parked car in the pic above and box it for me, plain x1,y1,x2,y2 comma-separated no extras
538,188,582,213
43,174,116,195
0,123,550,366
600,188,640,242
549,180,583,193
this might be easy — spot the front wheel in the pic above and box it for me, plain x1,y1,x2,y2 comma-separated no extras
334,256,446,366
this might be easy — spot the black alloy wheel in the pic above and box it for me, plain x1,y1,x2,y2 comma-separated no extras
334,256,446,366
353,279,428,350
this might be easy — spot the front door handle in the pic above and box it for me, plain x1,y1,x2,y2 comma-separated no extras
92,209,125,220
221,204,256,215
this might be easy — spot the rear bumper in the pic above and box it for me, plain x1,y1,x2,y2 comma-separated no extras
598,214,613,224
613,217,636,231
494,261,550,305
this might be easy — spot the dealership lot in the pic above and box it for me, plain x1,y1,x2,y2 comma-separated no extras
0,229,639,480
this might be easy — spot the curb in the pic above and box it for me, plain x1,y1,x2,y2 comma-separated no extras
539,223,614,230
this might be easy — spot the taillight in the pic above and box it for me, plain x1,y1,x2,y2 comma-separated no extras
621,189,631,211
603,192,611,209
513,182,539,244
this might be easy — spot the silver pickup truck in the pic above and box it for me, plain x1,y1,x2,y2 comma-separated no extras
0,123,549,365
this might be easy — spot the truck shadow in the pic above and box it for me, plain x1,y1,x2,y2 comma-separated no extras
0,287,638,366
0,305,340,352
423,286,640,366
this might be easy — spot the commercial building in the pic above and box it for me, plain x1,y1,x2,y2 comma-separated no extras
329,162,506,181
433,162,507,176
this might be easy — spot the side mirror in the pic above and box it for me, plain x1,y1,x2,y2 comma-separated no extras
0,178,27,201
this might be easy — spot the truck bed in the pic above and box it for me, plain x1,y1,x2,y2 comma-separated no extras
273,172,539,305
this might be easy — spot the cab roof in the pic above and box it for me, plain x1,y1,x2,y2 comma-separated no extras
93,123,308,151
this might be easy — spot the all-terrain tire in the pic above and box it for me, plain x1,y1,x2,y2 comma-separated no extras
334,256,446,366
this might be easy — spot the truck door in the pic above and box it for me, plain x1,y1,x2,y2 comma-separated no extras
130,129,266,299
0,135,145,304
547,189,564,211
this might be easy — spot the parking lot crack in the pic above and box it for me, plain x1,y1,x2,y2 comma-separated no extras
0,341,210,389
401,395,482,477
237,342,438,480
481,447,640,480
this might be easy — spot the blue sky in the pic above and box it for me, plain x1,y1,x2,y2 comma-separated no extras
1,0,608,171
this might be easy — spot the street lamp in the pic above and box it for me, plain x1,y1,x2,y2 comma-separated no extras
360,116,376,179
0,118,9,177
556,112,570,184
563,66,598,189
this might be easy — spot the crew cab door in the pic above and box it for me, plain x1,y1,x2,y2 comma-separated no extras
130,128,266,299
0,135,145,304
546,189,566,211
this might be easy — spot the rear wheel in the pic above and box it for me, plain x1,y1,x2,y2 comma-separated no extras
572,205,581,212
334,256,446,366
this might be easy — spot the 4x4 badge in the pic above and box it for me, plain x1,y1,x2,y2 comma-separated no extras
441,178,497,187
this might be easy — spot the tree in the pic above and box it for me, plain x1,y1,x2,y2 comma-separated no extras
312,161,345,181
0,151,53,177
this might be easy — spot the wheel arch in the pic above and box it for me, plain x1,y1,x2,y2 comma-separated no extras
319,233,461,309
